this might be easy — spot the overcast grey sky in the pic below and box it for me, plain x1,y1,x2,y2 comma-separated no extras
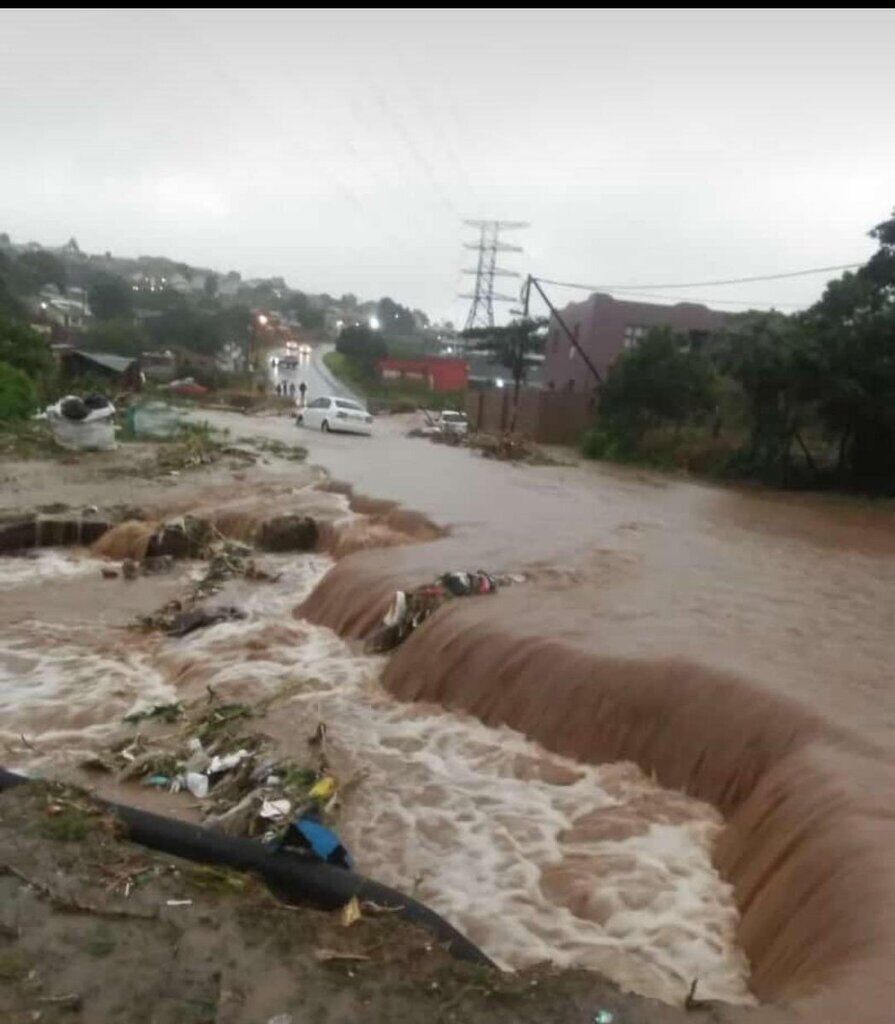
1,10,893,322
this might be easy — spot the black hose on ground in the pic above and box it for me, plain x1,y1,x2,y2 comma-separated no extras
0,767,493,967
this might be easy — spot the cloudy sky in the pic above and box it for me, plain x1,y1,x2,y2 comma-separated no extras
1,10,893,322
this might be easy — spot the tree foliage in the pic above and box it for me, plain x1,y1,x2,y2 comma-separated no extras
0,317,55,383
82,318,150,358
463,318,546,401
88,273,134,320
598,327,717,443
335,324,388,377
0,360,38,421
377,296,417,337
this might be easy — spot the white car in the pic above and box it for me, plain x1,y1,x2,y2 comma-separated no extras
297,396,373,435
436,410,469,436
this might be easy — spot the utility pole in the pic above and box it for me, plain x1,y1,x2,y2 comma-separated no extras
525,275,603,385
460,220,528,330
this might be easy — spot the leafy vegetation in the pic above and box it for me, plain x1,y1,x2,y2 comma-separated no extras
584,208,895,494
462,318,546,403
0,361,38,421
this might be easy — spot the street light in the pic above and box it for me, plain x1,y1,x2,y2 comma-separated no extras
369,315,381,330
257,314,269,326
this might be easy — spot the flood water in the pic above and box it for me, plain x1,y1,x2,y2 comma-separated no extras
0,548,753,1007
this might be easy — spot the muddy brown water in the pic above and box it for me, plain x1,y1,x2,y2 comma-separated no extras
4,414,895,1020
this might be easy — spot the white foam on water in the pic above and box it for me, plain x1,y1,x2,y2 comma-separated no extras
1,549,754,1006
154,557,754,1006
0,549,100,590
0,621,176,772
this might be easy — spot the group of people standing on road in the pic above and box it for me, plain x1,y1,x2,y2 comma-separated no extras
275,380,307,407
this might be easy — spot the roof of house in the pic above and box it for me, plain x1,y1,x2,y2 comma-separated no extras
71,350,138,373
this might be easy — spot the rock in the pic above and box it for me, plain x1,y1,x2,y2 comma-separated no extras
35,516,111,546
166,605,247,637
0,513,111,552
145,515,213,559
258,514,318,553
141,555,175,575
0,517,37,552
122,559,139,580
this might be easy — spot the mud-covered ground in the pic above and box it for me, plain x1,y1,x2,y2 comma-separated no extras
0,782,729,1024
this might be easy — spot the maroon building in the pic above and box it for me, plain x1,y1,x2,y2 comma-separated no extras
543,293,727,393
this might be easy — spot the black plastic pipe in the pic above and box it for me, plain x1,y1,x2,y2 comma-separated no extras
0,767,493,967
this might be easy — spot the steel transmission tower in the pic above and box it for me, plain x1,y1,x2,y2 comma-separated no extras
460,220,528,330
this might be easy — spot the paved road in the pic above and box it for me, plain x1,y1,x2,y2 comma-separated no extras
265,344,360,405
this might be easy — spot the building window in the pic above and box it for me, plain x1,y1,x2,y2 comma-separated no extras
623,325,650,349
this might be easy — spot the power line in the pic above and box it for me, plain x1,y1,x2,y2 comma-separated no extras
598,289,805,309
535,263,861,293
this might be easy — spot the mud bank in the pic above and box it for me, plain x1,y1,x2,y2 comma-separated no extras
301,554,895,1022
86,480,443,565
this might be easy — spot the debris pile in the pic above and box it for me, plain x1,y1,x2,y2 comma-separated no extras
467,432,558,464
45,394,116,452
366,570,524,653
423,427,559,465
86,689,356,860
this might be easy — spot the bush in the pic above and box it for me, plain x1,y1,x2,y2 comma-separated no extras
0,361,38,422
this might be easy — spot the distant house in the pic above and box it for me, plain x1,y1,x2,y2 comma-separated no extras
377,357,468,393
141,350,177,382
542,293,727,392
60,350,142,390
34,287,90,331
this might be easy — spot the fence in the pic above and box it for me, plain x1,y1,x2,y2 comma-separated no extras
465,388,595,444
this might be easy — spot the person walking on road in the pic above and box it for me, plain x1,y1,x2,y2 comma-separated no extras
298,381,307,408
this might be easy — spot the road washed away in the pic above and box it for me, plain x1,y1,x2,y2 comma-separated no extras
0,544,753,1008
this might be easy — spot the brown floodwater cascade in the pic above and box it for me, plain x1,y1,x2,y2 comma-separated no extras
300,483,895,1023
6,419,895,1020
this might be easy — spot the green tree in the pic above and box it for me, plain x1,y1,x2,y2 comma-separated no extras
377,296,417,337
718,313,817,481
82,318,149,357
146,306,219,356
802,210,895,488
0,254,24,317
463,318,547,417
88,273,134,320
336,324,388,377
283,290,324,330
599,326,718,445
0,317,55,384
16,250,67,293
203,273,219,299
0,361,38,421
